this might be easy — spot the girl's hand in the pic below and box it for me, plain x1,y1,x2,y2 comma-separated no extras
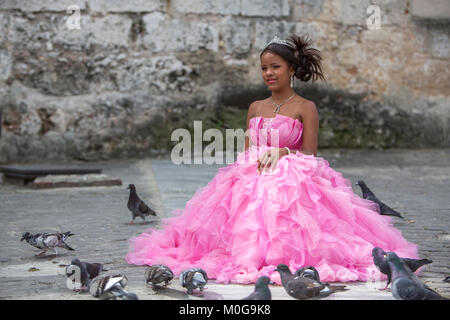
257,148,288,174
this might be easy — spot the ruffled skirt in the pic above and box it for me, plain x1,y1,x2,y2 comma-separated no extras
126,145,418,284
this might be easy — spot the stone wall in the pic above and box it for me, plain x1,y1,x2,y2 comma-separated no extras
0,0,449,163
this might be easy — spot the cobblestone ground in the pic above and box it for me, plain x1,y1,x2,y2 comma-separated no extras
0,149,449,300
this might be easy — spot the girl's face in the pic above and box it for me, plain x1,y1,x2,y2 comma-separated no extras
260,51,294,90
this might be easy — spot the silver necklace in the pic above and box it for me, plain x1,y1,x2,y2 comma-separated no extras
271,93,296,113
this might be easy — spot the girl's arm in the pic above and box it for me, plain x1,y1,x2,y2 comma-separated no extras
297,101,319,157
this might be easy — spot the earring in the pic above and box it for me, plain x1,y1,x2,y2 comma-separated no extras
290,75,294,88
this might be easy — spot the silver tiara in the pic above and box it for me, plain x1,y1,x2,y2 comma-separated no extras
264,36,296,50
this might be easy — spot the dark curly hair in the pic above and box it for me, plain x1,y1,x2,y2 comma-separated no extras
260,33,326,83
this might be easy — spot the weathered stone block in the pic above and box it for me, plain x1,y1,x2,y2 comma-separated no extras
87,15,133,47
112,54,196,93
431,25,450,58
172,0,239,15
294,21,328,42
333,0,368,25
0,49,12,81
411,0,450,21
142,12,219,52
240,0,290,17
88,0,165,13
220,17,251,54
0,13,8,45
52,15,93,49
0,0,85,12
7,15,40,45
8,14,132,49
401,58,450,95
292,0,324,19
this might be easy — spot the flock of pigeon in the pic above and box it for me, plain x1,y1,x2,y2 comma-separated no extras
19,181,448,300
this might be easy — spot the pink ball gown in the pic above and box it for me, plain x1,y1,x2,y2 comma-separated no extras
126,113,418,284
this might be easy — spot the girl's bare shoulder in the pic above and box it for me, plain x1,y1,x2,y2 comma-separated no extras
248,99,265,115
294,97,318,121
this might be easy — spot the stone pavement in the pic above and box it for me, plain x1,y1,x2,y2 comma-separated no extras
0,149,449,300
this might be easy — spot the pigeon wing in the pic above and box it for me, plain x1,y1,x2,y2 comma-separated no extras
302,277,326,297
151,268,166,283
403,258,432,273
43,234,59,248
32,233,46,249
183,271,195,288
285,279,309,299
287,278,323,299
422,283,447,300
394,278,428,300
138,200,151,215
380,203,403,217
85,262,103,279
144,267,155,282
104,275,126,292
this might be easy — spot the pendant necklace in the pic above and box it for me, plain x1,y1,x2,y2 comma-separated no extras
271,92,296,113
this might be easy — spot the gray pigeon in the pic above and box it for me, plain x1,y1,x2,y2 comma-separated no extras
180,268,208,294
444,276,450,283
84,261,104,279
294,266,321,282
145,264,174,290
372,247,433,290
355,180,404,219
386,251,448,300
275,264,346,300
66,258,104,292
89,272,138,300
241,276,272,300
21,231,75,256
127,184,156,224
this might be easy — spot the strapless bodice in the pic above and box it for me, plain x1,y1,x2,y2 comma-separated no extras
249,114,303,150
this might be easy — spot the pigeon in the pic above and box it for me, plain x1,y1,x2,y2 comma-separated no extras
372,247,433,290
66,258,104,292
355,180,404,219
21,231,75,256
180,268,208,294
84,261,104,279
275,264,346,300
127,184,156,224
144,264,174,291
386,251,448,300
294,266,322,282
444,276,450,283
241,276,272,300
89,272,138,300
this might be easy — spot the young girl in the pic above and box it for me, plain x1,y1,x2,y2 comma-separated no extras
126,34,418,285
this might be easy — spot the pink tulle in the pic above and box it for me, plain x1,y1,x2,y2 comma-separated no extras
126,115,418,284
